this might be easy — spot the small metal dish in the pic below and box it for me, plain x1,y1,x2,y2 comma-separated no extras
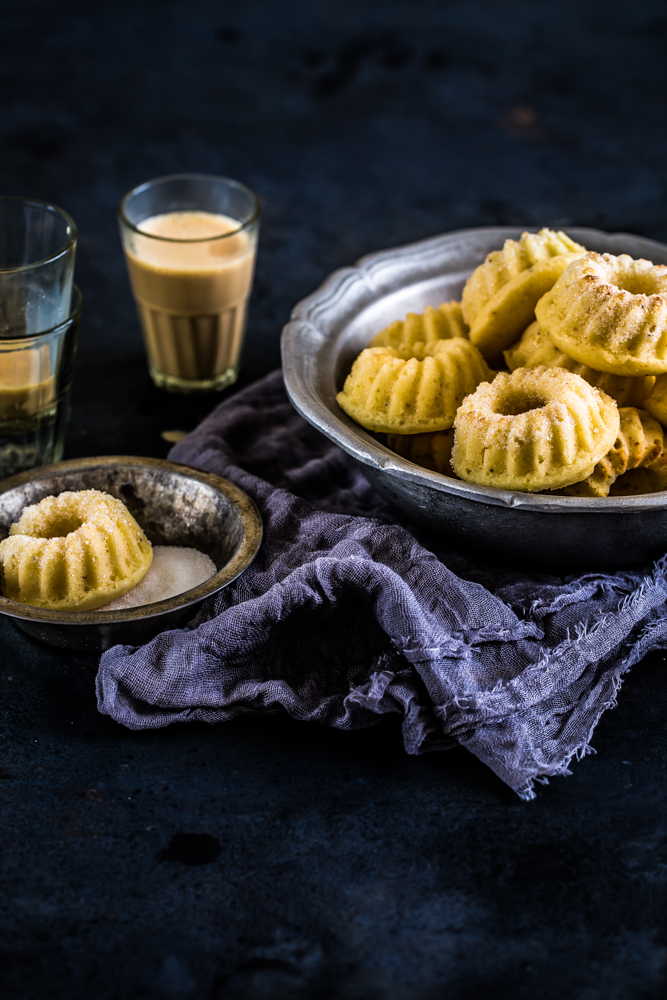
282,226,667,570
0,456,263,652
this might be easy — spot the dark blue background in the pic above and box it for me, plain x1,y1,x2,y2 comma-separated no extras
2,2,667,997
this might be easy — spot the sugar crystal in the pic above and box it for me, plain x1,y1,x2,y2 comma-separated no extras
101,546,217,611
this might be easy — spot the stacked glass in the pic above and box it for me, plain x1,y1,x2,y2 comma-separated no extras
0,197,80,479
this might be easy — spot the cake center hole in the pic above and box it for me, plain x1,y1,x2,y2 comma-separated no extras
614,273,660,295
40,514,85,538
495,392,546,416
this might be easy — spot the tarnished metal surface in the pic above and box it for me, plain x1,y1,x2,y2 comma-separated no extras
282,226,667,569
0,456,263,651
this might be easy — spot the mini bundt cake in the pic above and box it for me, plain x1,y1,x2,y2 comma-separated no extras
0,489,153,611
370,301,468,353
535,252,667,376
504,320,655,407
450,366,619,492
643,373,667,426
558,407,663,497
336,339,492,434
461,228,586,361
386,429,455,475
610,459,667,495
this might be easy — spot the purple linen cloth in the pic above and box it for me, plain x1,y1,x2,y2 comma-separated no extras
96,371,667,799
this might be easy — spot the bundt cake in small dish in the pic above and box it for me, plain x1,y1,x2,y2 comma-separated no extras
0,457,263,651
0,489,153,611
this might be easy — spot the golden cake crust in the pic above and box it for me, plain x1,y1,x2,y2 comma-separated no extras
610,461,667,495
535,252,667,376
336,338,492,434
461,228,586,361
451,366,620,492
371,301,468,353
386,429,455,475
643,372,667,426
0,489,153,611
558,407,663,497
504,320,655,406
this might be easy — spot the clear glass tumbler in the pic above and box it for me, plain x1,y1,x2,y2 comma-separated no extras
0,197,77,337
118,174,260,393
0,285,81,479
0,198,79,479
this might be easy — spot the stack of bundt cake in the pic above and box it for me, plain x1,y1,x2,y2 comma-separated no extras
461,228,586,360
336,227,667,496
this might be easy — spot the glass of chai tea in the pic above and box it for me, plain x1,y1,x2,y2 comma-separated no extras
0,197,80,478
118,174,260,393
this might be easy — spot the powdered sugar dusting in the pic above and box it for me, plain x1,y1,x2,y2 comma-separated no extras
100,546,217,611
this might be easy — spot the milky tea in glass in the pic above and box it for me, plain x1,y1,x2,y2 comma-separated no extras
119,175,259,393
0,197,79,477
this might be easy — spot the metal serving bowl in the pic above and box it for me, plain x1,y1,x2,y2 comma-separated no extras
282,226,667,570
0,456,262,652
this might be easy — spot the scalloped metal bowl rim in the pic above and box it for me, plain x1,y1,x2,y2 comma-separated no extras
282,224,667,515
0,456,263,625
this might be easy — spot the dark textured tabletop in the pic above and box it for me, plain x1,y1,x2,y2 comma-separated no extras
2,2,667,998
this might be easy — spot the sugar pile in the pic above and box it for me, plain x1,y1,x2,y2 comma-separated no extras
101,546,217,611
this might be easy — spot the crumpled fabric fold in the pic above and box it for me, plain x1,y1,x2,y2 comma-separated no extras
96,370,667,799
